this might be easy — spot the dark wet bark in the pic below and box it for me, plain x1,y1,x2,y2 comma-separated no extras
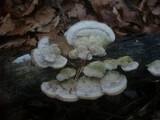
0,34,160,120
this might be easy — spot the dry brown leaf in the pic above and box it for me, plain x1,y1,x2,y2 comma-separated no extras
155,17,160,24
68,3,86,20
61,0,75,12
89,0,118,27
0,38,27,50
25,37,37,47
152,6,160,16
143,24,160,33
114,0,141,24
35,6,56,25
147,0,157,7
8,20,39,36
138,0,146,11
84,14,97,20
36,16,60,32
8,6,56,35
0,14,15,36
89,0,113,12
22,0,38,16
12,0,38,18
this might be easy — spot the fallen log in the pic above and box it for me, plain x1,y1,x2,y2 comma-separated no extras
0,34,160,119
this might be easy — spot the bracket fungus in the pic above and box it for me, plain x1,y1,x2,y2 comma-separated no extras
38,36,49,49
41,70,127,101
83,61,106,78
41,79,78,102
118,56,139,72
65,20,115,60
76,76,103,100
147,60,160,76
13,54,31,64
100,71,127,95
36,21,140,102
31,40,67,69
103,59,119,70
56,68,76,81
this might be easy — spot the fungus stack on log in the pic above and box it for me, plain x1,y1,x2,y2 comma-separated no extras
12,20,141,102
65,20,115,60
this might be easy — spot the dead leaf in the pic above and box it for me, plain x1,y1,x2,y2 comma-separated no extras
147,0,157,7
8,20,39,36
36,16,60,32
35,6,56,25
89,0,118,27
0,38,27,50
143,24,160,33
152,6,160,16
89,0,113,12
22,0,38,16
0,14,15,36
68,3,86,20
84,14,97,20
4,0,38,18
25,37,37,47
61,0,75,12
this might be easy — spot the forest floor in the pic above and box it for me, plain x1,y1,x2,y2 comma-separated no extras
0,0,160,120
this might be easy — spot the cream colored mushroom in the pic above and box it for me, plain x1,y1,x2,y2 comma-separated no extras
31,44,67,69
56,68,76,81
100,71,127,95
83,61,106,78
38,36,49,49
41,79,78,102
13,54,31,64
121,61,139,72
65,20,115,60
147,60,160,76
103,59,119,70
76,76,103,100
117,56,139,71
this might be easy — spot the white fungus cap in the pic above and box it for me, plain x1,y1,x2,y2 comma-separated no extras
120,61,139,72
147,60,160,76
76,76,103,100
56,68,76,81
103,59,119,70
38,36,49,49
65,20,115,45
41,79,78,102
13,54,31,64
100,71,127,95
31,44,67,69
65,20,115,60
83,61,106,78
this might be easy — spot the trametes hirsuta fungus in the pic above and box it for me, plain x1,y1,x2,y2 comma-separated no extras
65,20,115,60
83,61,106,78
100,71,127,95
41,70,127,101
117,56,139,72
12,21,142,102
41,79,78,102
147,60,160,76
56,68,76,81
31,37,67,69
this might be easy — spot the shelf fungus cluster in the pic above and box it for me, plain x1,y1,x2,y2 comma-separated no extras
147,60,160,76
31,37,67,69
13,20,143,102
65,20,115,60
41,56,140,102
38,21,140,102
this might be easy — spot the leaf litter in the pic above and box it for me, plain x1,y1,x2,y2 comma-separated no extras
0,0,160,120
